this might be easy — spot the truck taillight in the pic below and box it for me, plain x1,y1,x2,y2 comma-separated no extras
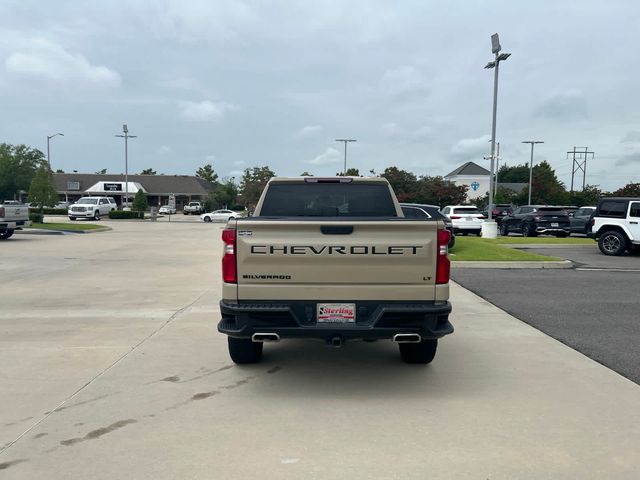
0,207,4,217
436,229,451,284
222,228,237,284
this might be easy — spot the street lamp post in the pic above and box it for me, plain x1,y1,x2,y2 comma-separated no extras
46,133,64,167
484,34,511,224
115,124,137,209
522,141,544,205
487,140,501,197
335,139,357,174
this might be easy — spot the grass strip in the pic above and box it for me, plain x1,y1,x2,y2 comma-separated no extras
450,237,560,261
30,223,107,232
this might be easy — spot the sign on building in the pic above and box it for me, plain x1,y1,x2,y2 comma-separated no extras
103,183,123,191
67,181,80,191
168,194,176,208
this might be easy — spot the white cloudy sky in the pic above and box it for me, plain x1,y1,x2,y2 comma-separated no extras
1,0,639,190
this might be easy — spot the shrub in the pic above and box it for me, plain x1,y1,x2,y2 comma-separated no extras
29,212,44,223
30,208,67,215
108,210,144,220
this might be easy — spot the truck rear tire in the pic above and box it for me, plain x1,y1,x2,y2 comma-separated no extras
228,337,263,364
0,229,15,240
399,338,437,364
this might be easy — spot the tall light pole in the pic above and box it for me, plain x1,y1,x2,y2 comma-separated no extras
335,139,356,174
484,33,510,221
522,141,544,205
115,124,137,208
487,139,500,197
47,133,64,167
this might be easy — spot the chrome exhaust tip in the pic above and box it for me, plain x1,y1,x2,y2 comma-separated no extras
251,333,280,342
392,333,422,343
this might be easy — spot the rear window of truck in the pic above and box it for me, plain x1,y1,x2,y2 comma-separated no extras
259,183,397,217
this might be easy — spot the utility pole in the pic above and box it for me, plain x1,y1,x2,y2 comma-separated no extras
115,124,137,209
567,146,594,192
522,141,544,205
47,133,64,168
335,139,356,174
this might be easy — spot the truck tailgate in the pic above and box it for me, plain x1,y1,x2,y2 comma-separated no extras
1,206,28,222
232,219,439,301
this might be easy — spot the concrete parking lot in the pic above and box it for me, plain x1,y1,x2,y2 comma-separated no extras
2,222,640,479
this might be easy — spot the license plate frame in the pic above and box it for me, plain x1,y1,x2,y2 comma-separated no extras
317,303,356,323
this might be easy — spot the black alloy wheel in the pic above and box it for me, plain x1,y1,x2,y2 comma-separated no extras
598,231,627,256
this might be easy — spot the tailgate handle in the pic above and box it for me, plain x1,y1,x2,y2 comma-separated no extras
321,225,353,235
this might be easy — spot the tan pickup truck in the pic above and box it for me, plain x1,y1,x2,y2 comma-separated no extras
218,177,453,364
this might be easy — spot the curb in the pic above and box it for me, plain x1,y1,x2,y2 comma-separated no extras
15,229,64,236
502,243,595,249
451,260,573,269
17,227,111,235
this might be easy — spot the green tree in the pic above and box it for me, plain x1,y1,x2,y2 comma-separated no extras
337,168,361,176
412,176,468,207
612,182,640,197
0,143,46,201
27,164,58,214
497,164,530,183
95,168,107,174
300,171,313,176
566,185,602,207
196,164,219,185
55,169,64,173
514,161,567,205
140,168,157,175
240,166,275,207
381,166,418,202
132,189,148,212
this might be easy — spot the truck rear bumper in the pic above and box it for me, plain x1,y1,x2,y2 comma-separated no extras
218,300,453,341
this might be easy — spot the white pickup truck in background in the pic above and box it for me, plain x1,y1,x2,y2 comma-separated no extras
0,201,31,240
183,201,204,215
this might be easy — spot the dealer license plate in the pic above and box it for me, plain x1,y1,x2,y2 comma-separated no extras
551,222,559,227
317,303,356,323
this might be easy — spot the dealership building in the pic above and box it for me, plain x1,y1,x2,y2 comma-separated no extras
53,173,214,209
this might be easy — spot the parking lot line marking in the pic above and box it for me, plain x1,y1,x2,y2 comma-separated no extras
575,268,640,272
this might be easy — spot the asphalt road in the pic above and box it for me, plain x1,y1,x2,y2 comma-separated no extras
2,223,640,479
453,245,640,384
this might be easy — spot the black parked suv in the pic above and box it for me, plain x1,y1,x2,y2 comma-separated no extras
482,204,513,226
500,205,571,237
400,203,456,248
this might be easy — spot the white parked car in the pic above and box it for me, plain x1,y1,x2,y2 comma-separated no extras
200,209,243,223
159,205,176,215
68,197,117,220
440,205,486,236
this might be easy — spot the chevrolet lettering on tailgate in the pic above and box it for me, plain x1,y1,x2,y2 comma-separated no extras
217,176,453,365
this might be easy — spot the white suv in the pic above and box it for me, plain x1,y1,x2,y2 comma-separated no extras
440,205,486,236
68,197,116,220
591,197,640,255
